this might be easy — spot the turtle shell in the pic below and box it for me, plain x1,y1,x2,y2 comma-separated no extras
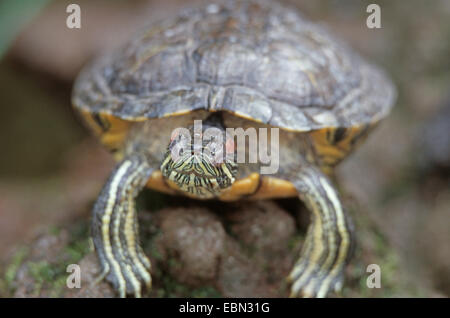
72,0,396,134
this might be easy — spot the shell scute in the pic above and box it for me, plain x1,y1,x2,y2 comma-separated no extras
73,0,396,133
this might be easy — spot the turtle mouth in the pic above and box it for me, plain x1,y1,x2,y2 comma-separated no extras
160,151,237,198
174,169,217,179
167,150,235,178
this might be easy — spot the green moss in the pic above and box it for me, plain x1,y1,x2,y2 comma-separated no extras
0,227,88,298
48,276,68,298
27,260,61,296
5,247,28,286
340,202,427,297
64,220,91,264
65,240,89,264
1,247,29,295
68,221,90,244
288,233,303,251
26,250,85,298
20,222,91,297
153,274,187,297
154,273,222,298
191,286,222,298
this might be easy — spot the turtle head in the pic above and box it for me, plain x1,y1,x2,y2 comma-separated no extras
160,121,237,198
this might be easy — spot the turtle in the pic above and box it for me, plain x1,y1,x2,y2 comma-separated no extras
72,0,396,298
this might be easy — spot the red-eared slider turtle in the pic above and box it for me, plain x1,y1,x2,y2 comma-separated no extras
72,0,396,298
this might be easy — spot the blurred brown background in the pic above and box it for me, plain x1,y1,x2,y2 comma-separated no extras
0,0,448,297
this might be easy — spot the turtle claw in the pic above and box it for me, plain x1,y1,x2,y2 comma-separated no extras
288,168,354,298
98,246,152,298
288,260,345,298
287,242,346,298
96,253,152,298
91,264,110,288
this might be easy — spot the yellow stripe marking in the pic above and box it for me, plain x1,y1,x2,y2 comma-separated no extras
317,176,349,298
222,165,233,181
113,167,144,296
291,175,325,294
102,160,131,297
119,167,145,296
305,176,338,296
125,181,152,287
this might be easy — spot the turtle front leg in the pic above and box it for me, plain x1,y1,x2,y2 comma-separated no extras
91,155,153,298
289,167,355,298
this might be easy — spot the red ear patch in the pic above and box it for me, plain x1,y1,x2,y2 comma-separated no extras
170,129,180,141
225,137,235,154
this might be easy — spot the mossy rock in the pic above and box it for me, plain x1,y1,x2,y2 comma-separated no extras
0,197,436,298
